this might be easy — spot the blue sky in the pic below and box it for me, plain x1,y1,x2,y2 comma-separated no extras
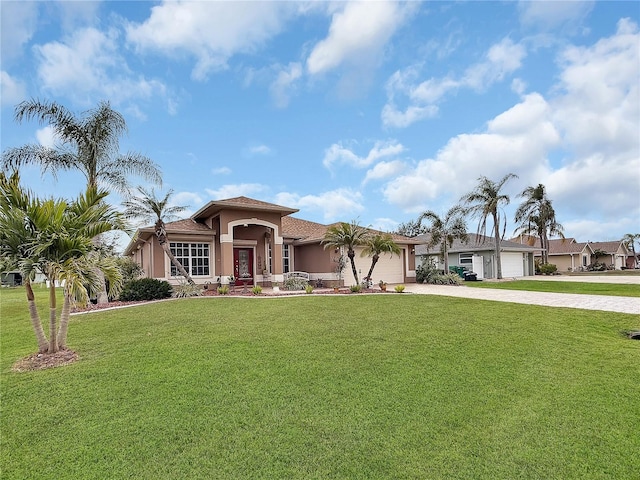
1,1,639,250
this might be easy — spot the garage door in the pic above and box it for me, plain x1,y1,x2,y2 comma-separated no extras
343,247,405,285
500,252,524,278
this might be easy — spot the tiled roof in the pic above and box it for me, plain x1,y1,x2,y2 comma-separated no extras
415,233,539,255
281,216,328,242
589,241,625,254
192,196,298,220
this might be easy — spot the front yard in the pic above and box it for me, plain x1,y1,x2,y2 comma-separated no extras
1,287,639,479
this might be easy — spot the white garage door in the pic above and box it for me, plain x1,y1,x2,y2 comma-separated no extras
343,247,405,285
500,252,524,278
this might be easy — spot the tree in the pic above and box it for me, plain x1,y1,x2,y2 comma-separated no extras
418,206,468,274
321,220,370,285
461,173,517,279
360,233,401,284
2,99,162,303
622,233,640,268
122,186,195,285
394,220,425,238
0,172,125,353
514,184,564,265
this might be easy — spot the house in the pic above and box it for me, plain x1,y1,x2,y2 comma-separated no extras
124,196,420,287
414,233,538,279
510,236,631,271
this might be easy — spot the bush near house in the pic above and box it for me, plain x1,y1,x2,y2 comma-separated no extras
538,263,558,275
119,278,173,301
416,258,462,285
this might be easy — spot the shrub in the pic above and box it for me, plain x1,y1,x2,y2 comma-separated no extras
350,284,362,293
538,263,558,275
172,282,203,298
116,256,144,283
417,258,462,285
252,285,263,295
217,285,230,295
119,278,172,301
305,285,313,294
284,276,308,291
395,285,406,293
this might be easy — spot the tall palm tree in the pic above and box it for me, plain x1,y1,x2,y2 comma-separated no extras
2,99,162,194
0,172,125,353
514,184,564,265
122,186,195,285
461,173,517,279
622,233,640,268
418,206,468,274
360,233,401,284
321,220,370,285
2,99,162,304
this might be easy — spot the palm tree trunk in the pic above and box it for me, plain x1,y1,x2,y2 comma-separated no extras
48,279,58,353
161,243,196,285
348,249,359,284
25,280,49,353
56,292,71,349
95,268,109,304
442,243,449,273
493,212,503,279
366,254,379,281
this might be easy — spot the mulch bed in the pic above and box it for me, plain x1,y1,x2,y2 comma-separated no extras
12,348,79,372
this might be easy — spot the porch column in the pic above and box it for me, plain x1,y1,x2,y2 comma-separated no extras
220,230,234,285
272,233,284,282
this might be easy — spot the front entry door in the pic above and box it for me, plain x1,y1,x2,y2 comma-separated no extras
233,248,253,285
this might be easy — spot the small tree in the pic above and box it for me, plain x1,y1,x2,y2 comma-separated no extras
122,187,195,285
360,233,401,284
322,220,369,285
418,206,468,274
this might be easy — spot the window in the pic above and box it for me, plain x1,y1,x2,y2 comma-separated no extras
459,253,473,265
169,242,210,276
282,244,290,273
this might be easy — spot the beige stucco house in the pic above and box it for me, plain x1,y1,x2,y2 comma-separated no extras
124,196,419,287
511,236,632,271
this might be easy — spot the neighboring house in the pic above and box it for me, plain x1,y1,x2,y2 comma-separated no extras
588,241,631,270
511,236,631,271
415,233,538,279
124,196,419,287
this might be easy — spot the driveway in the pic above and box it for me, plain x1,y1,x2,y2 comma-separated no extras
403,282,640,315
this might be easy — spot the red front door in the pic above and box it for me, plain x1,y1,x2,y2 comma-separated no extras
233,248,253,285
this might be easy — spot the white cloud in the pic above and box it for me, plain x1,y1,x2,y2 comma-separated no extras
306,1,414,76
269,62,303,108
126,1,295,81
519,0,594,31
323,140,405,169
205,183,267,199
248,145,272,156
34,27,170,109
211,167,232,175
0,71,26,107
36,126,59,148
0,1,38,62
274,189,364,222
171,191,203,210
362,160,406,185
382,38,526,128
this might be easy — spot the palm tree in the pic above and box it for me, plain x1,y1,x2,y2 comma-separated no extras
418,206,468,274
622,233,640,268
2,99,162,304
461,173,517,279
2,99,162,194
360,233,401,284
0,172,125,353
514,184,564,265
122,186,195,285
321,220,370,285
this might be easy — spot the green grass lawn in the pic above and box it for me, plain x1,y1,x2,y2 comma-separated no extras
1,287,639,479
465,279,640,297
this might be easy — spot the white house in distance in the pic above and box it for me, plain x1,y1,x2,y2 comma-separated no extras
415,233,538,279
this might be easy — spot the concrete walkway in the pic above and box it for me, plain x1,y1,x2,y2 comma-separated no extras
402,283,640,315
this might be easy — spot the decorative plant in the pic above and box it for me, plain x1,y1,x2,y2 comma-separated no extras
217,285,230,295
228,275,235,284
252,285,263,295
305,285,313,294
394,284,406,293
350,284,362,293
